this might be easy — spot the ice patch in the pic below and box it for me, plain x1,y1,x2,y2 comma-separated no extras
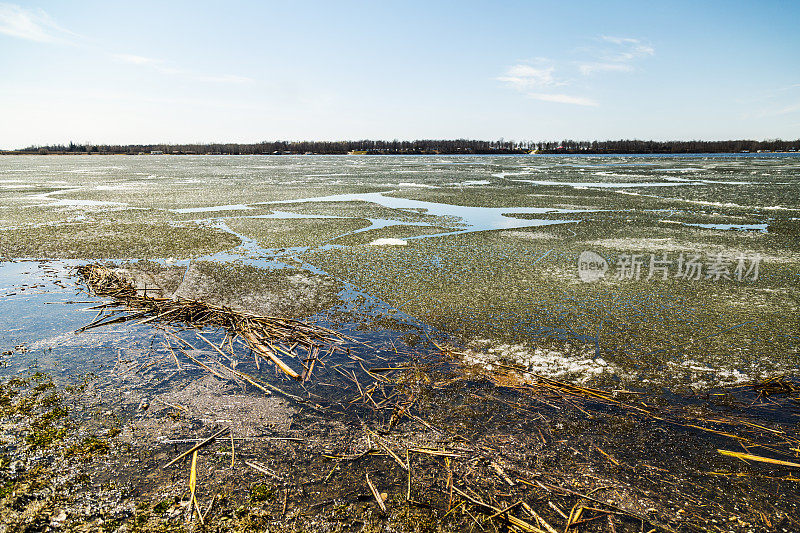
662,176,755,185
367,238,408,246
50,198,126,208
667,359,751,387
515,179,699,188
172,204,253,214
24,188,128,208
613,190,800,212
459,340,616,384
451,180,492,186
95,184,139,191
394,182,438,188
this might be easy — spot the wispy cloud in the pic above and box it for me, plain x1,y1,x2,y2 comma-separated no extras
579,62,633,75
774,102,800,115
113,53,160,66
739,84,800,119
599,36,654,60
0,3,77,43
770,83,800,95
497,60,596,106
753,101,800,118
114,54,254,84
496,63,558,90
191,73,254,84
579,36,654,76
526,93,597,106
2,5,252,85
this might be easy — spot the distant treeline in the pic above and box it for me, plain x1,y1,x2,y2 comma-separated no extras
4,138,799,155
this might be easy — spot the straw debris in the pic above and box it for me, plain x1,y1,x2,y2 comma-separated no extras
75,263,348,382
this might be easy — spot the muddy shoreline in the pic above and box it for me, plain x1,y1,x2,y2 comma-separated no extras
0,261,798,532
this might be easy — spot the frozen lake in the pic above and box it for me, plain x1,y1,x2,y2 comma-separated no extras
1,153,798,389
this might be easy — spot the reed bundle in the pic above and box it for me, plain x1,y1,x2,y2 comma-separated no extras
75,263,346,381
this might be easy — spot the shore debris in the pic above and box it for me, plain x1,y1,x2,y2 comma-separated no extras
29,263,795,531
164,427,230,468
717,449,800,468
75,263,348,382
366,473,388,514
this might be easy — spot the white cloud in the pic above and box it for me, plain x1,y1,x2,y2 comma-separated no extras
0,3,76,43
579,36,654,76
497,64,557,90
497,61,595,106
113,54,160,66
755,102,800,117
193,73,254,84
579,62,633,75
113,53,253,84
775,102,800,115
0,5,250,85
526,93,598,106
601,35,654,54
156,66,253,84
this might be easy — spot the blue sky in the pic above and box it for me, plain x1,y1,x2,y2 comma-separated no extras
0,1,798,148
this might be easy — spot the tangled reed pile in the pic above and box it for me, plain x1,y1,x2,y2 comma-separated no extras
75,263,346,382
